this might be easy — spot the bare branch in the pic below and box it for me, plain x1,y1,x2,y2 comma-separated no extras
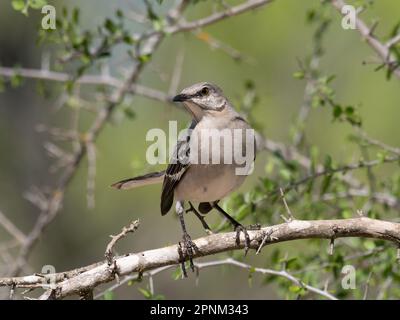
0,66,122,88
167,0,273,34
280,155,400,194
357,130,400,156
386,34,400,49
0,66,171,103
199,258,337,300
105,220,140,266
331,0,400,79
1,217,399,299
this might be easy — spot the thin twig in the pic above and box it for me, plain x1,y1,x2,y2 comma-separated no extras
105,220,140,266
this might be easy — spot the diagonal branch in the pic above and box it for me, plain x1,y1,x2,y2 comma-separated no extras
0,210,27,245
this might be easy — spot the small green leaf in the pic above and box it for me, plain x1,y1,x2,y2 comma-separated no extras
344,106,354,115
279,168,292,181
320,174,333,195
248,266,255,288
171,267,182,280
12,0,25,11
364,240,376,250
288,285,302,293
245,79,255,89
122,34,134,45
323,154,332,170
138,287,152,299
124,107,136,120
376,151,388,163
72,7,80,24
11,73,22,88
341,210,352,219
29,0,47,9
333,105,342,119
104,290,114,300
293,71,305,79
139,54,151,63
116,9,123,19
105,19,117,34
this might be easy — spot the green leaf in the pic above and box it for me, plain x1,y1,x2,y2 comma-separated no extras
171,267,182,280
279,168,292,181
288,285,303,293
320,174,333,195
245,79,255,89
105,19,117,34
138,287,152,299
341,209,352,219
323,154,332,170
377,151,388,163
344,106,354,115
12,0,25,11
326,74,336,84
122,34,134,45
306,9,316,23
139,54,152,63
29,0,47,9
333,105,342,119
364,240,376,250
11,73,23,88
248,266,255,288
72,7,80,24
116,9,124,19
103,290,114,300
124,107,136,120
293,71,305,79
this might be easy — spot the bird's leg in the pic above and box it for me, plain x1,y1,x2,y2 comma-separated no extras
176,201,198,276
186,201,213,235
212,202,260,255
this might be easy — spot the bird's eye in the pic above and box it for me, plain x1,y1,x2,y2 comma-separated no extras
200,87,209,96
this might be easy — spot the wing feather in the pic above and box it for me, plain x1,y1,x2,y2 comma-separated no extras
160,121,196,215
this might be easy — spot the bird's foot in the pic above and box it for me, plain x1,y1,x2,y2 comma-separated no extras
234,223,261,255
178,233,198,277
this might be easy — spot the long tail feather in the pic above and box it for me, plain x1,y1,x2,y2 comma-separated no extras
111,171,165,190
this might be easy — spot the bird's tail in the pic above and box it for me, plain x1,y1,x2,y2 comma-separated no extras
111,171,165,190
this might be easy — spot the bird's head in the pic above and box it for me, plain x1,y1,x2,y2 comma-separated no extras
172,82,229,121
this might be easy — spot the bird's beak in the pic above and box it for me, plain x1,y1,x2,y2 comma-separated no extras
172,93,190,102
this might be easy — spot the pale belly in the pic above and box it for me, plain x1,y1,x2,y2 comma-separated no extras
174,164,246,202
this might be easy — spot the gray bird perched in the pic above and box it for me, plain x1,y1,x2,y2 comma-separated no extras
112,82,258,276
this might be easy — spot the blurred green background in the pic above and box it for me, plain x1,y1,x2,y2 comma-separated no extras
0,0,399,299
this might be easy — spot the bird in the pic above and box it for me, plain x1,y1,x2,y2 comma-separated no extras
111,82,258,276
